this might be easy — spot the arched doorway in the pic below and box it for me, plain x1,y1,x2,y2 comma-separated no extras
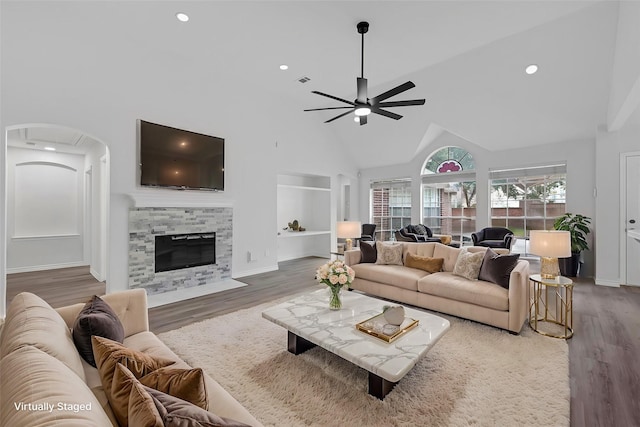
3,124,110,308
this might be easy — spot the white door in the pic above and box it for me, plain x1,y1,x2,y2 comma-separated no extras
625,155,640,286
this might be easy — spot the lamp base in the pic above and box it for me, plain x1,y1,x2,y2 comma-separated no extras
540,256,560,279
345,238,353,251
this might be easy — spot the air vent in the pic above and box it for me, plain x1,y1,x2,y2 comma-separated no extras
26,142,36,146
297,76,311,84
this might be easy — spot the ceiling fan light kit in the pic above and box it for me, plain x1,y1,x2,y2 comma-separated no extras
304,21,426,126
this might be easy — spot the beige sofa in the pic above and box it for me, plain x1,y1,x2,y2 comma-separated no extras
345,242,529,334
0,289,262,426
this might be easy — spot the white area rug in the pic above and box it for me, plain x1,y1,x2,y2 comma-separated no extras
158,295,569,427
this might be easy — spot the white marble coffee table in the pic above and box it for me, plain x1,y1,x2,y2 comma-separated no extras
262,288,450,399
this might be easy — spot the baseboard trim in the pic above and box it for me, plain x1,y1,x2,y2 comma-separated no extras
90,267,105,282
233,264,279,278
7,261,87,274
594,278,620,287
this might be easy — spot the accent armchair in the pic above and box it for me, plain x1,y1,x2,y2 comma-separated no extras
395,224,442,243
471,227,515,250
360,224,376,242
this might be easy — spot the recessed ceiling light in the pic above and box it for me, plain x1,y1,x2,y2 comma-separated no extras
176,13,189,22
279,64,289,70
44,146,56,151
525,64,538,75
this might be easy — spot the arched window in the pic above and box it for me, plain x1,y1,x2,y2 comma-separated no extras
423,146,475,174
421,147,476,246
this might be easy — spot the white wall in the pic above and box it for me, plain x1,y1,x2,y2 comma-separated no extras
357,132,597,277
0,4,358,317
84,140,108,281
594,0,640,286
6,146,86,272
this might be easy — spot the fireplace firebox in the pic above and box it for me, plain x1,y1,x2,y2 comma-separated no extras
155,232,216,273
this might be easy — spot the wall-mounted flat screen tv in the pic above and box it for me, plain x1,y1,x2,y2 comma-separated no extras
139,120,224,191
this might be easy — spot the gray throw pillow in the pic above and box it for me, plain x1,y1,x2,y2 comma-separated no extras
359,241,377,263
73,295,125,367
478,248,520,288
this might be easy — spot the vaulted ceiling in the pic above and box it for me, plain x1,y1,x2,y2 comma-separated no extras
2,1,620,169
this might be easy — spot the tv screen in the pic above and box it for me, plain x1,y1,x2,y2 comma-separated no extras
139,120,224,191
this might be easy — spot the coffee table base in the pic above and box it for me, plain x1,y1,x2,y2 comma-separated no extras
287,331,397,400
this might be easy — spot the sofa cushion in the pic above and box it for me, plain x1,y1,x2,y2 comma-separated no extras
432,244,463,272
478,248,520,289
405,253,444,273
111,362,209,427
0,292,86,381
128,377,164,427
73,295,125,367
359,241,377,263
0,345,113,426
402,242,436,259
453,249,484,280
352,264,427,291
375,242,403,266
418,272,509,311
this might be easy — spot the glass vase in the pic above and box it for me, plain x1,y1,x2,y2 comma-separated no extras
329,286,342,310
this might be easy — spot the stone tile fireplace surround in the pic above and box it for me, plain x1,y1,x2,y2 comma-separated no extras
128,207,232,295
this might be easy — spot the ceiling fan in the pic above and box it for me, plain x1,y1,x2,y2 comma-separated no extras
304,21,426,126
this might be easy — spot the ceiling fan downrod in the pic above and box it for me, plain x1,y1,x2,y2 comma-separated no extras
357,21,369,79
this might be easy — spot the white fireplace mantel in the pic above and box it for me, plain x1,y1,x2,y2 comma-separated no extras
126,190,234,208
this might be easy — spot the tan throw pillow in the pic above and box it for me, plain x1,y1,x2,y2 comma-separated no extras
453,249,484,280
92,336,175,426
405,253,444,273
375,242,404,265
111,363,209,427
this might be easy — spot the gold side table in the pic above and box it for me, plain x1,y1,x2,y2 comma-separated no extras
529,274,574,339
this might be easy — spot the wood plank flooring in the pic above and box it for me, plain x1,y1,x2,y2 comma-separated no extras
5,259,640,426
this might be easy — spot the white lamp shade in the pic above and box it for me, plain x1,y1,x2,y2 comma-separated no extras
529,230,571,258
337,221,361,239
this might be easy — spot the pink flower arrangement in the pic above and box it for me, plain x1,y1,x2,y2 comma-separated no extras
316,259,355,290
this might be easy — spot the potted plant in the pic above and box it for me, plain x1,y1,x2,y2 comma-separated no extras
553,213,591,277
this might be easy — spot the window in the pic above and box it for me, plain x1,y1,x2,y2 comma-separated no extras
370,179,411,241
490,164,566,255
422,147,476,245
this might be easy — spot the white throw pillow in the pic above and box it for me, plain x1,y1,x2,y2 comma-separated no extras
452,248,484,280
375,242,404,266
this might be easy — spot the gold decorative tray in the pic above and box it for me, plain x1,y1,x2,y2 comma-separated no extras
356,313,419,343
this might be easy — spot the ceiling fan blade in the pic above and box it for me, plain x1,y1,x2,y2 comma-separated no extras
325,109,355,123
311,91,355,106
376,99,426,108
356,77,368,103
370,81,416,104
359,115,368,126
304,106,356,112
372,108,403,120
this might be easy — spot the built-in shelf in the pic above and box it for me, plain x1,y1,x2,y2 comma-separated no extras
277,230,331,238
277,173,331,262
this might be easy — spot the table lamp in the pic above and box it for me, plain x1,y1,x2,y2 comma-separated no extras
337,221,361,251
529,230,571,279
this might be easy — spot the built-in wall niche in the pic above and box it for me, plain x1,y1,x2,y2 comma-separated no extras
277,173,331,262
